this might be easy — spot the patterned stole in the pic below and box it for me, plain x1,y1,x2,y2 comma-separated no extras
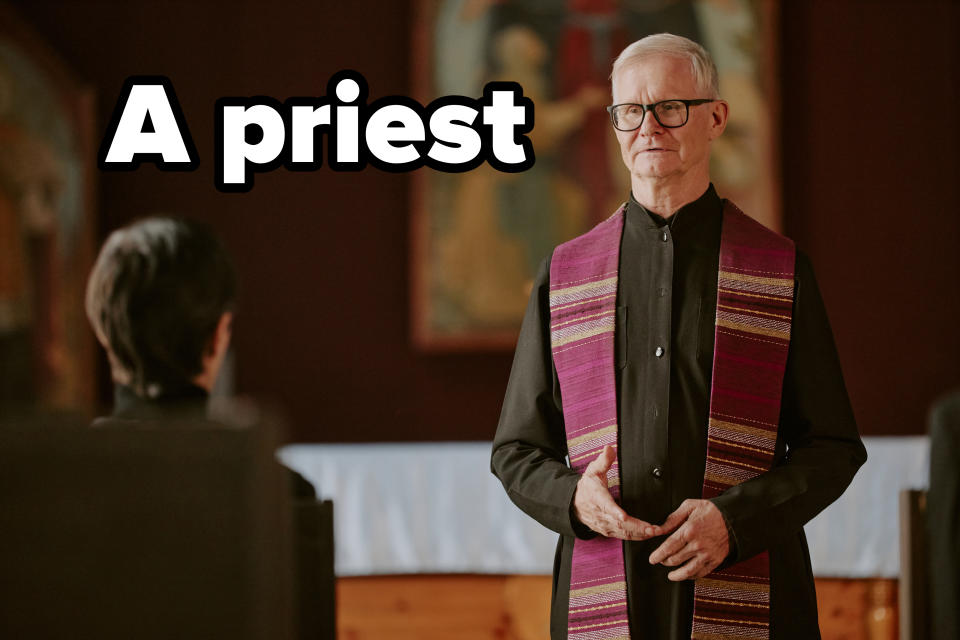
550,206,630,640
549,201,795,640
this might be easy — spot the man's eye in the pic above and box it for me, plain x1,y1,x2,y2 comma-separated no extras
626,106,643,116
660,103,680,112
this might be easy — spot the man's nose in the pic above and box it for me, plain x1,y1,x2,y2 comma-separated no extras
638,108,665,136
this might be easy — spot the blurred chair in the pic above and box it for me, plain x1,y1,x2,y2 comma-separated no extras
928,391,960,640
294,499,336,640
0,410,332,639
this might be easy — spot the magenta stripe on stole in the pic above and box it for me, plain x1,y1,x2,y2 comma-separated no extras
551,207,631,640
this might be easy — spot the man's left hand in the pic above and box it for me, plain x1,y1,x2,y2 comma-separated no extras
648,499,730,581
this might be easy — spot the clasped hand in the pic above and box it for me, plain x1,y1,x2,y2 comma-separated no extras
573,446,730,581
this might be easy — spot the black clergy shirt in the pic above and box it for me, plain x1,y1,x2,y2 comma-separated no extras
97,384,317,500
491,185,867,639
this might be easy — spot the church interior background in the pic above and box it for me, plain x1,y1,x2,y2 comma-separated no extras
0,0,957,638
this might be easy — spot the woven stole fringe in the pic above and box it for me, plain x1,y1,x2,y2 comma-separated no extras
550,201,794,640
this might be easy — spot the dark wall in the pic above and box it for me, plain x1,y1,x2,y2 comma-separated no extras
781,0,960,436
10,0,959,440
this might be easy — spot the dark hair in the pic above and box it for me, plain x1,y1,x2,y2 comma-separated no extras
85,217,236,396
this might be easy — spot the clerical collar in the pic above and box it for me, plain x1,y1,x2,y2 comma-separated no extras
625,184,723,251
627,183,721,229
112,382,209,421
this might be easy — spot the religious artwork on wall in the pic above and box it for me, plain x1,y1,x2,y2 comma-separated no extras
0,7,96,413
411,0,779,349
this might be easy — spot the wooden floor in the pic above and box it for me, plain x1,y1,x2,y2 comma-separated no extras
337,575,898,640
337,575,550,640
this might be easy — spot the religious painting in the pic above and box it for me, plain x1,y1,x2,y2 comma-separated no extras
411,0,779,350
0,7,96,414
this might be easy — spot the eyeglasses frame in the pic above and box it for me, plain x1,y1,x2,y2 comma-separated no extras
606,98,716,131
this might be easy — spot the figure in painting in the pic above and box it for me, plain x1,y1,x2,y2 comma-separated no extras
0,41,86,410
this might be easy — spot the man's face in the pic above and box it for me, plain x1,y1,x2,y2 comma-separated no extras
612,55,726,182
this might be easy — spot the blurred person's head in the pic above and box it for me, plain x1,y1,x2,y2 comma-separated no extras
85,217,236,398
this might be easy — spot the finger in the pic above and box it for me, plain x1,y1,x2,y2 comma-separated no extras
617,515,661,540
592,499,655,539
584,445,617,478
600,444,617,466
600,519,641,541
660,544,696,567
668,553,721,581
667,555,705,582
594,509,630,538
658,500,697,535
591,499,659,540
649,528,687,564
587,445,617,469
593,445,617,477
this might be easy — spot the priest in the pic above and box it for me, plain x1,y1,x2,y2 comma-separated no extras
491,33,866,640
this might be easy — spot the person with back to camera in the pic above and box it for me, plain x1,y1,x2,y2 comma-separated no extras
85,216,314,498
491,33,866,639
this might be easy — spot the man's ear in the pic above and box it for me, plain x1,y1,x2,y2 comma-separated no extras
708,100,729,140
209,311,233,358
196,311,234,393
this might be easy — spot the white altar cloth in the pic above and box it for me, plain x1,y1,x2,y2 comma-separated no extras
278,436,927,578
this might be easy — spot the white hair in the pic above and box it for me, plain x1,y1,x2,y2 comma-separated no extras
611,33,720,99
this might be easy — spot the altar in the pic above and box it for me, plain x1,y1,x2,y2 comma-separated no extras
278,436,927,639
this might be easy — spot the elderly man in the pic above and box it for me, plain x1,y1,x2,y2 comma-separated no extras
491,34,866,639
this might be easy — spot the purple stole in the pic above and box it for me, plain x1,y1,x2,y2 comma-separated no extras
549,201,795,640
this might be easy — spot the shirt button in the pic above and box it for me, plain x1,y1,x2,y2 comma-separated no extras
661,230,668,242
652,467,663,478
658,287,667,298
655,346,664,358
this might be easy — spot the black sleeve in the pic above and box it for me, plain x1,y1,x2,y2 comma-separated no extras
709,250,868,562
490,255,594,539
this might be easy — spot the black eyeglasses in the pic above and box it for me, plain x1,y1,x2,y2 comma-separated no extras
606,99,715,131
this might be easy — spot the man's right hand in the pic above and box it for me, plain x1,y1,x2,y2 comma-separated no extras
573,445,660,540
